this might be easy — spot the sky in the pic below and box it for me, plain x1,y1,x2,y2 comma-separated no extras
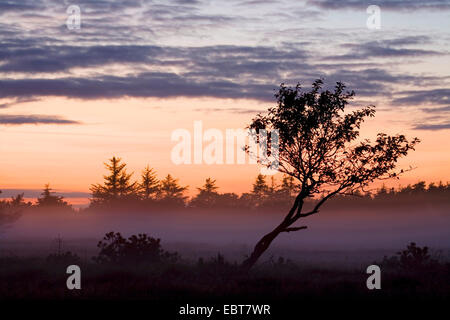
0,0,449,205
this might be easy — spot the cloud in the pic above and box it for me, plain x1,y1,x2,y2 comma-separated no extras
0,43,314,101
380,35,432,46
324,37,444,61
0,0,235,45
421,105,450,113
332,47,442,60
0,114,81,125
0,35,447,104
311,68,445,97
194,107,265,114
0,1,43,12
0,44,166,73
412,122,450,130
0,36,444,102
414,105,450,130
0,66,446,102
0,43,309,74
0,1,448,106
0,73,277,101
392,89,450,105
0,97,40,109
308,0,450,11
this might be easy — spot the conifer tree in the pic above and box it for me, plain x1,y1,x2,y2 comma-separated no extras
90,156,137,204
139,165,159,200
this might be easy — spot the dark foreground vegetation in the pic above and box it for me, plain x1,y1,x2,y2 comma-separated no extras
0,234,448,307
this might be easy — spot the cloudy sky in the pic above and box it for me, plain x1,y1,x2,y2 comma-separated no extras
0,0,449,204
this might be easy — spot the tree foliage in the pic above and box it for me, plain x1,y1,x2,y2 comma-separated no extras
158,174,188,206
37,184,69,207
381,242,439,271
252,174,268,198
139,165,159,200
190,178,219,208
90,156,138,204
94,231,178,265
242,80,420,270
0,190,29,226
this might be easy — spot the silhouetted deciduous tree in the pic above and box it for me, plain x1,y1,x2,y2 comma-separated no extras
242,80,420,271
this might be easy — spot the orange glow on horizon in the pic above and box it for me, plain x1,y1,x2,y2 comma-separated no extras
1,96,449,204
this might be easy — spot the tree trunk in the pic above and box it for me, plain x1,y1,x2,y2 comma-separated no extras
241,224,284,271
241,193,307,272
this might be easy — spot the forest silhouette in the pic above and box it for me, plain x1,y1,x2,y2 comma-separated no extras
1,161,449,217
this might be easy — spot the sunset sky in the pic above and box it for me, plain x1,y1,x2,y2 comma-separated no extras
0,0,449,205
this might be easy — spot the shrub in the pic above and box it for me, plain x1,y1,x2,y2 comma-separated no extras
381,242,438,271
93,231,178,265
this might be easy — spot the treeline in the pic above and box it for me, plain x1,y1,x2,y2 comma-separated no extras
0,191,27,225
88,157,299,211
0,184,72,224
328,180,450,208
1,156,449,216
88,157,450,210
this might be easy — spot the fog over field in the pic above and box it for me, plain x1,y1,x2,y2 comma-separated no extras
2,206,449,267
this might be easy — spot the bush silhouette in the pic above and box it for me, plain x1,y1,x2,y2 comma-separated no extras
94,231,178,265
381,242,438,271
398,242,436,268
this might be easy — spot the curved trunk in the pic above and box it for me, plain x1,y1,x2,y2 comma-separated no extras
241,193,307,272
241,224,284,271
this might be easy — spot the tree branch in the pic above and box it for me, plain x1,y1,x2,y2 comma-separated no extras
283,226,307,233
294,184,348,219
